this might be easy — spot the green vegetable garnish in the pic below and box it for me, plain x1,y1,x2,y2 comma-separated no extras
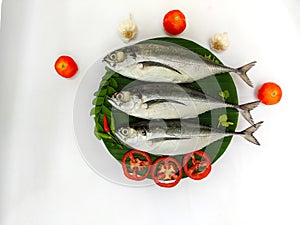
218,114,234,128
219,90,230,100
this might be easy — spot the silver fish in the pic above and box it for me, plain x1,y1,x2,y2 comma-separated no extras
103,40,256,87
108,83,260,125
115,120,263,155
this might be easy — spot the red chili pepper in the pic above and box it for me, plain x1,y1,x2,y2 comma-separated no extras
103,115,110,133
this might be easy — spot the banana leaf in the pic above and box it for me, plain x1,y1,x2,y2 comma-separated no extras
91,37,239,179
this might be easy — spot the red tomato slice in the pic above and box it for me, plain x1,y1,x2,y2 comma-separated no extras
183,150,212,180
121,150,152,181
54,55,78,78
163,10,186,35
151,157,182,188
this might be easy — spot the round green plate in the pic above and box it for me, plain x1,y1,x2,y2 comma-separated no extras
91,37,239,179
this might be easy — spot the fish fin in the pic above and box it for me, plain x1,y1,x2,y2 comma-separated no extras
149,137,191,143
238,100,260,125
240,121,263,145
139,61,182,75
236,61,256,88
145,99,186,108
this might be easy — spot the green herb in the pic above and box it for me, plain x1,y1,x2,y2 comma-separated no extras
218,114,234,128
219,90,230,100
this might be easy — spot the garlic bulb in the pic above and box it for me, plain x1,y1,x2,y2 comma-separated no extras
210,32,230,52
118,14,138,42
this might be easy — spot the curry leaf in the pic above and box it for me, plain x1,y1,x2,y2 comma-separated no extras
102,105,111,117
92,97,105,106
107,87,116,96
109,78,118,89
94,131,112,140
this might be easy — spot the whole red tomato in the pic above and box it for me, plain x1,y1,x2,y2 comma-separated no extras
163,10,186,35
54,55,78,78
257,82,282,105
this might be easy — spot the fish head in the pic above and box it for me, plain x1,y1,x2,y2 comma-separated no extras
115,126,148,148
108,91,142,112
102,47,137,72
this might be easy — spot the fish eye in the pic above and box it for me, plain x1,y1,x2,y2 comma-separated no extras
121,128,129,136
116,93,123,100
109,53,117,61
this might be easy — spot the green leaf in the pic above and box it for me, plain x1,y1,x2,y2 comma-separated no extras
90,107,96,116
105,67,116,75
110,114,116,133
90,106,101,116
94,131,112,140
102,105,111,117
95,117,104,132
99,89,107,97
109,78,118,89
102,72,114,80
92,97,105,106
93,90,101,96
107,87,116,96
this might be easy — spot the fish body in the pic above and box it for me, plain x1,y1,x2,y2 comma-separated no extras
109,83,260,124
103,41,256,87
115,119,263,155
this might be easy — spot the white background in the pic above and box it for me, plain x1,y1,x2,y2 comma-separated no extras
1,0,300,224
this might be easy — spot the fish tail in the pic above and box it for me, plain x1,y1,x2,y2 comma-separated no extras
240,121,263,145
238,100,260,125
236,61,256,88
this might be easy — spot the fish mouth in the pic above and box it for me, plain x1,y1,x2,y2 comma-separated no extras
108,97,123,107
108,97,117,106
102,57,116,67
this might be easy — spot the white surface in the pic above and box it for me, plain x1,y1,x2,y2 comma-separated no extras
1,0,300,224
